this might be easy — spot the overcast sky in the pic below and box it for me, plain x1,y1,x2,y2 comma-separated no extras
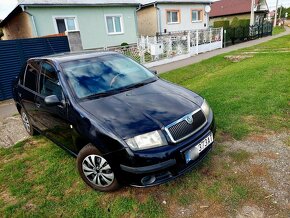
1,0,290,19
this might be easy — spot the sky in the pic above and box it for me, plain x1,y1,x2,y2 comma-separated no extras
0,0,290,20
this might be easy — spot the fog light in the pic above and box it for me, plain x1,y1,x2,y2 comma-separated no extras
141,175,156,185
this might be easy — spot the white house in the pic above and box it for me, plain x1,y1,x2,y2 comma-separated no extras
137,0,216,36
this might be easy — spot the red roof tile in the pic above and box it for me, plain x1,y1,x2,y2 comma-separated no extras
210,0,260,17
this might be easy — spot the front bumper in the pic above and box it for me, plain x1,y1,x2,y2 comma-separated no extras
106,112,216,187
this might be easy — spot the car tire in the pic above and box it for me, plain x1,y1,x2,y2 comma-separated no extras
77,144,120,192
20,108,36,136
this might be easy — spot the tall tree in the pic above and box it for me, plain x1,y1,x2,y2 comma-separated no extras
0,28,3,40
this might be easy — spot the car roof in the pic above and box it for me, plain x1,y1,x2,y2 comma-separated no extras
29,51,119,64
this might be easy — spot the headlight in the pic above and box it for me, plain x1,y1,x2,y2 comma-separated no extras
126,130,168,151
201,99,211,119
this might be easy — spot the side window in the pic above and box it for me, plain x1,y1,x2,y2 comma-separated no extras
39,62,63,100
24,65,38,92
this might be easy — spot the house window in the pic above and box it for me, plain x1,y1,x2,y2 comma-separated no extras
105,15,123,34
167,10,180,24
55,17,78,33
191,10,203,22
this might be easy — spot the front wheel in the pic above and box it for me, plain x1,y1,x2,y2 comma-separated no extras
77,144,120,192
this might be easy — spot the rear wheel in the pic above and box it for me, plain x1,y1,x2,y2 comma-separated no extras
77,144,120,192
21,109,36,136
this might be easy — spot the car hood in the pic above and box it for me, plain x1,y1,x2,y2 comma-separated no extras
79,79,203,139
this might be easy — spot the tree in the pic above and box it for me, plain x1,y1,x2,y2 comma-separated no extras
277,6,290,19
0,28,3,40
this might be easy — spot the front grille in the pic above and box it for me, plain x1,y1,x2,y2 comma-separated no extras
166,110,206,143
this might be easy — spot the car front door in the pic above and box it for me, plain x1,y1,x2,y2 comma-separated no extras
34,61,77,154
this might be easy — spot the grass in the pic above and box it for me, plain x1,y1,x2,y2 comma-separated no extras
161,34,290,139
1,34,290,217
272,26,286,35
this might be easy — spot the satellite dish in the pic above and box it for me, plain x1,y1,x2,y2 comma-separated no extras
205,5,211,13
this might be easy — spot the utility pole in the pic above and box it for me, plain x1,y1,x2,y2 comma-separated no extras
250,0,255,26
274,0,278,27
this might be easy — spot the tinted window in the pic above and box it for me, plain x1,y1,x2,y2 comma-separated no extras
39,62,62,100
24,65,38,92
61,54,156,99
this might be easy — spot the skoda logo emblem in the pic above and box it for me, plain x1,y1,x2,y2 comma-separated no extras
186,115,193,124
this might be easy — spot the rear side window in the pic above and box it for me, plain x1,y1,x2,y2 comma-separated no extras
24,65,38,92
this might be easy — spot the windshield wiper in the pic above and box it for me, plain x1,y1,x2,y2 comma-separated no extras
117,79,156,92
85,91,116,99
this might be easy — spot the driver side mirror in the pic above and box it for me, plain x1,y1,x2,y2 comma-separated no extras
151,70,158,75
44,95,62,107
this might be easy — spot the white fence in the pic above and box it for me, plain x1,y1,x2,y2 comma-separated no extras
101,28,223,68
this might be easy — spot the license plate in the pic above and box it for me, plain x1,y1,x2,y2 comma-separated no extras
185,133,214,163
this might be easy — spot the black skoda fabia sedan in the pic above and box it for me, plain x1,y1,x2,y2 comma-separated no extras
13,52,216,192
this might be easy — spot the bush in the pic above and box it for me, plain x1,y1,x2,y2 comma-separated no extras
121,42,129,48
0,28,3,40
213,20,230,28
230,17,240,28
239,19,250,27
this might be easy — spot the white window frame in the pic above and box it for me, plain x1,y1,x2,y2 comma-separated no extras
52,16,79,33
191,10,203,23
166,10,180,24
104,14,124,35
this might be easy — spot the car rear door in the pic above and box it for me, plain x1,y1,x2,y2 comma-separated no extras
34,61,77,153
18,61,41,128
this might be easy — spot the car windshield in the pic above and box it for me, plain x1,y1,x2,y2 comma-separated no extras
61,54,156,99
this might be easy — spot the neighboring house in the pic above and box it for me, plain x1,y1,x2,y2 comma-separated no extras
137,0,215,36
0,0,139,49
209,0,269,25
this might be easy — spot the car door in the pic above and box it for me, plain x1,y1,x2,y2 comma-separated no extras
34,61,77,153
18,61,42,128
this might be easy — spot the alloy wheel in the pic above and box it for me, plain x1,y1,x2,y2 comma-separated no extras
22,112,31,133
82,155,114,187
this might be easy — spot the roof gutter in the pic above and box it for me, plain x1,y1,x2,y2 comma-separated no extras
154,3,162,34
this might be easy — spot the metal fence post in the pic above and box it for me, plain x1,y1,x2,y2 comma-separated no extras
196,30,199,55
209,28,212,50
220,27,224,48
223,29,226,48
187,31,191,54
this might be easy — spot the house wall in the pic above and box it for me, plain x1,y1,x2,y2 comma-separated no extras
26,6,138,49
158,3,209,33
2,12,34,40
137,6,158,36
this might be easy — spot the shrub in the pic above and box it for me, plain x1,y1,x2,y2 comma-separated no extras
230,17,240,28
0,28,3,40
121,42,129,48
239,19,250,27
213,20,230,28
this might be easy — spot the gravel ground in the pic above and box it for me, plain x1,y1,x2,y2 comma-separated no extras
0,115,28,148
226,133,290,215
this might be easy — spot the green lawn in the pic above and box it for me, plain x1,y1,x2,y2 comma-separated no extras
272,26,286,35
161,34,290,139
0,35,289,217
